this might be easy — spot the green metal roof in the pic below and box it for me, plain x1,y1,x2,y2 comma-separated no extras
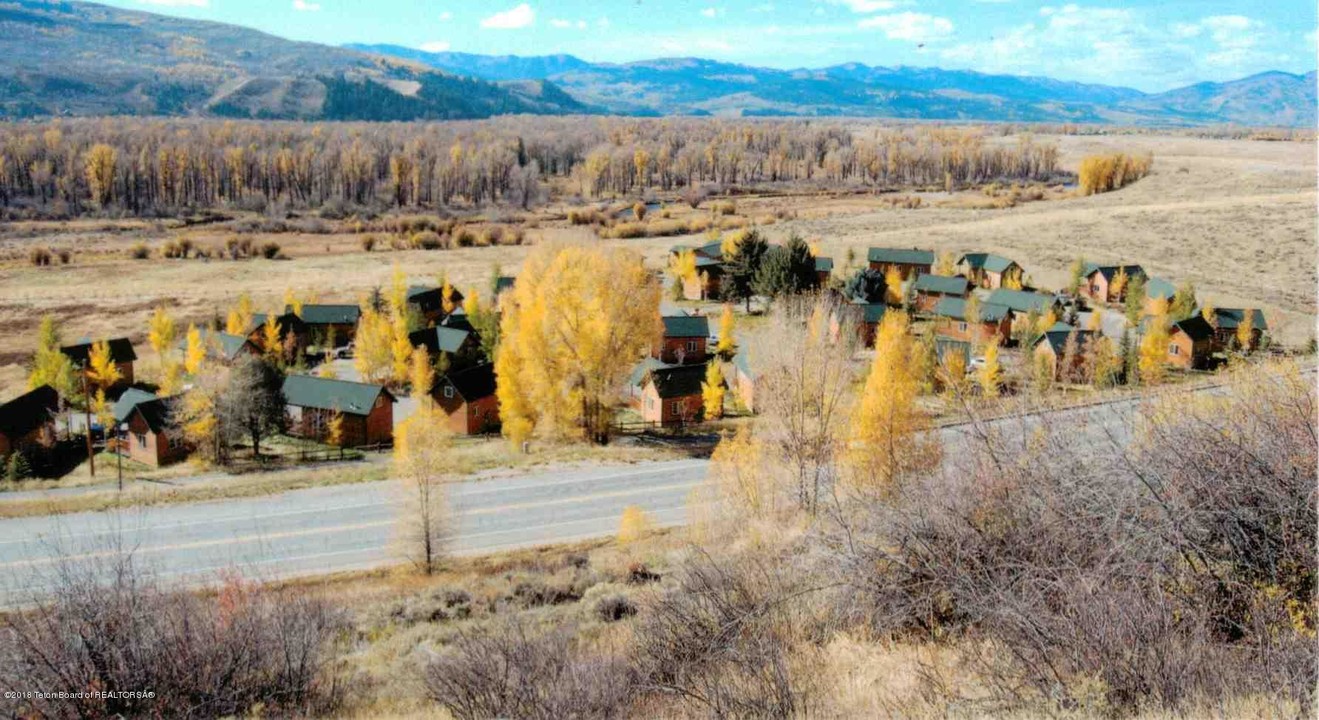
934,297,1012,322
814,256,834,273
282,375,392,415
293,304,361,326
176,330,252,361
868,247,935,266
1205,307,1268,331
1034,324,1093,354
958,253,1018,273
985,289,1059,314
113,388,158,424
1083,263,1145,282
913,274,971,296
662,315,710,338
854,302,887,324
1144,278,1176,300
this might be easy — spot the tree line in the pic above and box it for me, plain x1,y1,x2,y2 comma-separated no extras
0,118,1062,218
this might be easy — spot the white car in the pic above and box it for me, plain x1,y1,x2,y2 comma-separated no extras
967,356,987,372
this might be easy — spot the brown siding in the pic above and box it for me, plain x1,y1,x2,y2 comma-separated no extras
640,383,702,426
654,336,708,364
868,261,931,280
935,317,1011,345
0,422,56,458
291,398,392,447
1167,331,1211,370
124,413,187,467
431,390,500,435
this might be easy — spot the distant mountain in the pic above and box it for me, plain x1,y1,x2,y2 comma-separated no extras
1117,71,1318,127
357,47,1316,127
0,0,586,120
346,45,593,81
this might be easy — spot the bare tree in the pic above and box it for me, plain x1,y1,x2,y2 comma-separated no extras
393,409,453,575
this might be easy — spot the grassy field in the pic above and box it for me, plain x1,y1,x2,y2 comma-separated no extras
0,133,1312,399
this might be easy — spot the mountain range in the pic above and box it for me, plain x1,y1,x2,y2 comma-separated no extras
0,0,1311,126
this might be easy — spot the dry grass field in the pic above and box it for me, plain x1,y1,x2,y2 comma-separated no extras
0,132,1312,398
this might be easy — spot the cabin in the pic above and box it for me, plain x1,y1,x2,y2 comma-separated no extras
1032,323,1095,380
293,304,361,347
1081,263,1145,304
408,325,482,369
682,256,726,301
248,312,309,360
656,315,710,364
61,338,136,389
932,298,1013,345
831,302,886,348
934,337,972,370
0,385,58,460
1168,315,1215,370
985,289,1064,338
814,256,835,286
1143,278,1177,316
731,349,757,414
431,363,500,435
868,248,934,280
957,253,1023,289
176,329,259,365
112,388,157,426
1203,308,1267,351
407,285,465,325
912,274,972,314
283,375,395,447
640,363,708,426
122,396,188,467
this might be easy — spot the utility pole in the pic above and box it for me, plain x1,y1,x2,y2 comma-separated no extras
115,422,123,492
82,370,94,478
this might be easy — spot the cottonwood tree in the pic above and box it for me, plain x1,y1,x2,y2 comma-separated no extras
217,355,285,460
183,324,206,375
1139,301,1170,385
394,410,453,575
87,340,122,391
977,336,1003,397
28,315,77,401
714,305,736,359
701,362,725,420
495,244,660,445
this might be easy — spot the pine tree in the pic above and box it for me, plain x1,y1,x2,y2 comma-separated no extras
843,268,885,303
701,362,725,420
715,305,736,359
1124,273,1147,325
724,229,768,311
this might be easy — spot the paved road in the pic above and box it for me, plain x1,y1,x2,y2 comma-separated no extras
0,369,1300,606
0,460,708,607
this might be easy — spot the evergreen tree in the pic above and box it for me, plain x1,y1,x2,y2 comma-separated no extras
724,229,769,311
843,268,886,303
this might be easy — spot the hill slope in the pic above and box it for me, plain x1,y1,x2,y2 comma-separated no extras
353,45,1316,127
0,0,586,120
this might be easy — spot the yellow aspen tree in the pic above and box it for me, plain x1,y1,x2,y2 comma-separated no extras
1201,300,1217,328
939,349,969,398
317,363,338,379
226,293,254,335
495,244,660,445
668,248,697,285
84,144,117,207
617,505,653,544
1086,307,1104,332
704,426,777,521
933,251,956,276
87,339,122,390
715,304,736,358
1236,310,1255,352
441,276,456,315
701,362,725,420
388,266,409,321
883,265,904,305
1139,301,1170,385
1088,336,1121,388
848,311,935,494
1037,309,1058,333
1004,270,1024,291
1110,267,1129,300
410,346,435,405
261,316,282,363
159,361,184,396
147,305,176,358
977,336,1002,397
462,290,480,317
354,307,394,384
326,409,344,448
29,315,77,399
183,324,206,375
391,316,413,384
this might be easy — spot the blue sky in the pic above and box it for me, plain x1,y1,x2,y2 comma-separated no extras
112,0,1316,92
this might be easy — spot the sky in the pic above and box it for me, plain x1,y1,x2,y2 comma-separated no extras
109,0,1317,92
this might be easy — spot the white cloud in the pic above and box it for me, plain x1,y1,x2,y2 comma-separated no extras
134,0,208,6
419,41,451,52
858,12,954,42
830,0,898,12
596,17,610,29
700,7,721,18
291,0,320,11
550,18,570,28
480,3,534,30
439,11,452,21
752,3,775,12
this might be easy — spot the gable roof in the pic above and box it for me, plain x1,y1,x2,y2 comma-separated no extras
985,289,1059,314
933,297,1012,323
1145,277,1176,300
1205,307,1268,331
958,253,1019,274
437,363,497,402
61,338,137,367
662,315,710,338
0,385,58,439
407,285,465,314
292,304,361,326
868,247,935,266
647,363,708,399
409,326,472,354
1033,324,1093,354
250,312,308,337
814,256,834,273
913,274,971,296
1083,263,1145,282
129,396,178,434
176,329,253,361
848,301,886,324
282,375,393,415
1171,315,1215,342
113,388,158,424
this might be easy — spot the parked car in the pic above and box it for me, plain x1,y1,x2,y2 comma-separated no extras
333,343,355,359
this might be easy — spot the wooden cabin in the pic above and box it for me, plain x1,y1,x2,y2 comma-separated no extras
1168,316,1215,370
283,375,395,447
431,363,500,435
957,253,1023,289
867,247,934,280
932,298,1013,345
0,385,58,460
122,396,188,467
656,315,710,364
912,274,972,314
640,364,707,426
61,338,136,389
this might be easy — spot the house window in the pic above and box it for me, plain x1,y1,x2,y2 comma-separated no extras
958,322,968,332
443,386,455,399
1169,344,1180,356
671,401,682,416
136,433,147,448
686,339,698,353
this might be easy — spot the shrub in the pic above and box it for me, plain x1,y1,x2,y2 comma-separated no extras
455,227,476,247
56,249,71,265
714,200,737,216
28,247,51,266
633,201,647,221
411,231,444,250
594,594,637,622
128,242,150,260
682,185,710,209
361,235,377,252
259,242,281,259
